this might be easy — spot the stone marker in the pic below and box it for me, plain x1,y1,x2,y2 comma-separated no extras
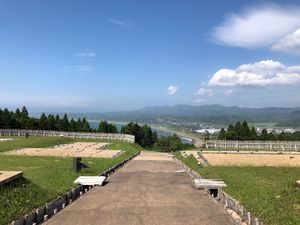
74,176,106,186
194,178,227,189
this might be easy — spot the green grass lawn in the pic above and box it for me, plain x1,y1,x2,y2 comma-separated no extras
0,137,142,225
175,152,300,225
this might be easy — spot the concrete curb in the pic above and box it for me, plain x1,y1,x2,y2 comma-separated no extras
10,151,140,225
173,156,263,225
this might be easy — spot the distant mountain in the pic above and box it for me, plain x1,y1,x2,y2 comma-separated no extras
65,104,300,127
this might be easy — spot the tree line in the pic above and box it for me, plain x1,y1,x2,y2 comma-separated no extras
0,106,193,151
120,122,194,151
218,121,300,141
0,106,91,132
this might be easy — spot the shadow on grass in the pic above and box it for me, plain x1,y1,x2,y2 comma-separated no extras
0,177,52,225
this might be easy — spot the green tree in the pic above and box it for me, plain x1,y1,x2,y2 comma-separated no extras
98,121,118,133
98,121,109,133
0,109,3,128
46,115,56,130
156,134,184,152
234,121,242,140
240,121,251,140
26,118,38,129
250,127,258,140
82,118,90,132
21,106,29,118
69,119,77,131
38,113,48,130
140,125,154,148
260,129,269,140
55,115,64,131
15,108,21,118
226,124,236,140
76,118,83,132
121,122,142,143
62,114,70,131
218,128,227,140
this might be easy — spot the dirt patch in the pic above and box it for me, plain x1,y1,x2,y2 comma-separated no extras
196,152,300,167
134,151,174,161
4,142,123,158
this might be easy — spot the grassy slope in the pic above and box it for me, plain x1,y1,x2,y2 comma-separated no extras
174,152,300,225
0,137,142,224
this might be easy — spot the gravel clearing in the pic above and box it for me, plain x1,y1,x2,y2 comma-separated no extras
185,151,300,167
4,142,123,158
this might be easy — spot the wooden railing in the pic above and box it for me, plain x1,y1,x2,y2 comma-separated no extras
205,140,300,151
0,129,135,143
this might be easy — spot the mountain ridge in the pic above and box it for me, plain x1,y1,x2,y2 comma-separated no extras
61,104,300,127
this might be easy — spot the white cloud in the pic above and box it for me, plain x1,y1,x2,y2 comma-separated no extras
208,60,300,86
106,18,129,27
167,86,178,95
193,98,207,104
63,64,94,72
272,28,300,54
76,50,96,58
195,88,213,96
224,89,233,96
212,5,300,48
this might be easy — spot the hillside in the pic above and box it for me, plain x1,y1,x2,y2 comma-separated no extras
64,105,300,127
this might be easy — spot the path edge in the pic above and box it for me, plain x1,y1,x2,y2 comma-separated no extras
10,151,140,225
173,155,264,225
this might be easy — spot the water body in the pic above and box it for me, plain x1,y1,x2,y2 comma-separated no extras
88,121,193,144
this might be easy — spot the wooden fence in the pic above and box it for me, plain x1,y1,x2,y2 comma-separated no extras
205,140,300,151
0,129,135,143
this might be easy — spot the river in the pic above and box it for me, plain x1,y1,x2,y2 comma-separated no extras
88,121,193,144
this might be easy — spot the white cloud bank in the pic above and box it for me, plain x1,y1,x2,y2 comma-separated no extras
195,88,213,96
167,86,178,95
212,4,300,48
272,28,300,54
208,60,300,86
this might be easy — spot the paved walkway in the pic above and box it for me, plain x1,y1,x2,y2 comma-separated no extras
45,152,236,225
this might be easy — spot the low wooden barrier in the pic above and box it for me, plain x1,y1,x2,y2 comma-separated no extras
206,140,300,151
0,129,135,143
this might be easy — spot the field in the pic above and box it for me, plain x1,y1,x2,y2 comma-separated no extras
175,152,300,225
0,137,142,225
187,151,300,167
4,142,123,158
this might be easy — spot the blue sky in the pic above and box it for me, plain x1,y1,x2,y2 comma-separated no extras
1,0,300,112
